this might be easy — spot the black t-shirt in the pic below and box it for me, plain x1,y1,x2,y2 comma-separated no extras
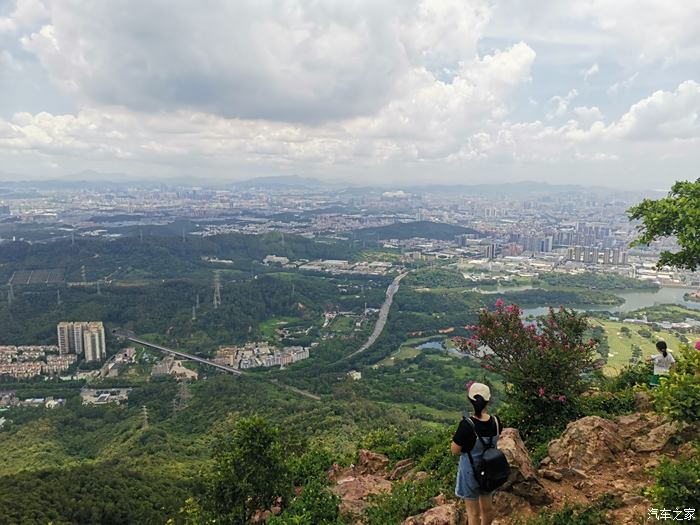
452,415,502,453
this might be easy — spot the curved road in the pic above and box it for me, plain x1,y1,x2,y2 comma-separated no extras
344,272,407,360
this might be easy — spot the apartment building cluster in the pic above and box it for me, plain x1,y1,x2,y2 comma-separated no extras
0,345,77,380
57,321,106,362
214,342,310,370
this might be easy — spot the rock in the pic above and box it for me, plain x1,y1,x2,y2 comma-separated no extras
492,492,534,518
631,422,678,453
389,458,415,480
644,458,660,469
402,503,461,525
539,456,551,467
331,474,392,516
407,471,429,483
497,428,553,505
634,391,653,412
622,493,645,506
538,468,563,481
548,416,625,471
357,449,390,475
616,413,667,439
431,493,447,506
678,442,698,458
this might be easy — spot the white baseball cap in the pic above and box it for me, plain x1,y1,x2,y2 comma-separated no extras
468,382,491,401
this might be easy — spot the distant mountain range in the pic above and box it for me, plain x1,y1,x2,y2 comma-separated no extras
0,172,645,197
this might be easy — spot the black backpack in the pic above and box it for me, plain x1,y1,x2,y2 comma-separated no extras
464,415,511,492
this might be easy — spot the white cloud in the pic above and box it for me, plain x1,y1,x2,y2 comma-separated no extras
610,80,700,140
488,0,700,66
546,89,578,120
607,72,639,96
582,63,598,81
17,0,498,124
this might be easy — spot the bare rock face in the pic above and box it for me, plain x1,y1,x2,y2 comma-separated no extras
331,474,392,516
357,449,390,475
616,413,667,439
389,458,415,480
630,421,679,453
498,428,553,505
548,416,625,471
492,492,535,521
402,503,461,525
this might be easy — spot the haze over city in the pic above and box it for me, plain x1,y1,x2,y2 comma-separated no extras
1,0,699,188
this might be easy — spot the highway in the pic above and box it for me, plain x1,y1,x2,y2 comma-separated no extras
345,272,407,359
118,332,321,401
126,336,243,375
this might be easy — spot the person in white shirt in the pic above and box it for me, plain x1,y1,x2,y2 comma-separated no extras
647,340,675,386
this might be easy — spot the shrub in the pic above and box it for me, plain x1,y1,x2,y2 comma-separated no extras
269,480,341,525
457,302,597,433
645,451,700,510
288,446,336,486
651,344,700,426
365,479,442,525
603,361,652,392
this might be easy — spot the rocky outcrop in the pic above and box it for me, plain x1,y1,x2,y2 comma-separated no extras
331,473,392,515
547,416,625,471
356,449,390,475
498,428,552,505
630,421,679,453
389,458,415,480
402,503,461,525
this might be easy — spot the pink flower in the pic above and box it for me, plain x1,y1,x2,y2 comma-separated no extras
538,387,545,397
495,298,504,309
695,341,700,351
505,304,516,313
558,395,566,403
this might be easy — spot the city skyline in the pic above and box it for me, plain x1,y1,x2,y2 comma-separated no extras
0,0,699,189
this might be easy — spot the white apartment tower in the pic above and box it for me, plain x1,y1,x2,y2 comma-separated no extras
57,321,106,361
83,322,106,362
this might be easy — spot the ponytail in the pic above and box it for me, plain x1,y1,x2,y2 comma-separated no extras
469,395,488,417
656,340,668,358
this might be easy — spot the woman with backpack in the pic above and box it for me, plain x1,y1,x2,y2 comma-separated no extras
451,382,507,525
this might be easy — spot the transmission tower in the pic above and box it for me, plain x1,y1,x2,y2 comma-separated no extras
195,293,200,309
7,283,14,305
213,271,222,309
141,406,149,430
81,265,87,284
191,305,196,321
57,289,61,306
96,280,101,296
181,228,186,243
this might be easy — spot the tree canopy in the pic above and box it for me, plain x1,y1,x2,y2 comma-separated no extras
628,178,700,270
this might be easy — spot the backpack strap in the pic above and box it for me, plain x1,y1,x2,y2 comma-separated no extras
463,417,477,471
464,415,493,450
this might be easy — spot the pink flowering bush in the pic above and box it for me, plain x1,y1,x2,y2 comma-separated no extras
456,301,598,433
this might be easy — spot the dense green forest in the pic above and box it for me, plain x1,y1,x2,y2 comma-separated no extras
353,221,480,241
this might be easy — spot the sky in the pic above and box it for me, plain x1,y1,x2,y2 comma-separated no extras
0,0,699,189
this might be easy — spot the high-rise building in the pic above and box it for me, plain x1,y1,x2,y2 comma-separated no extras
83,322,106,362
57,322,85,355
57,321,105,360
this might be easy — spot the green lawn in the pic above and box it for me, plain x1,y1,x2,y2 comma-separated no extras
259,317,302,341
590,318,687,375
